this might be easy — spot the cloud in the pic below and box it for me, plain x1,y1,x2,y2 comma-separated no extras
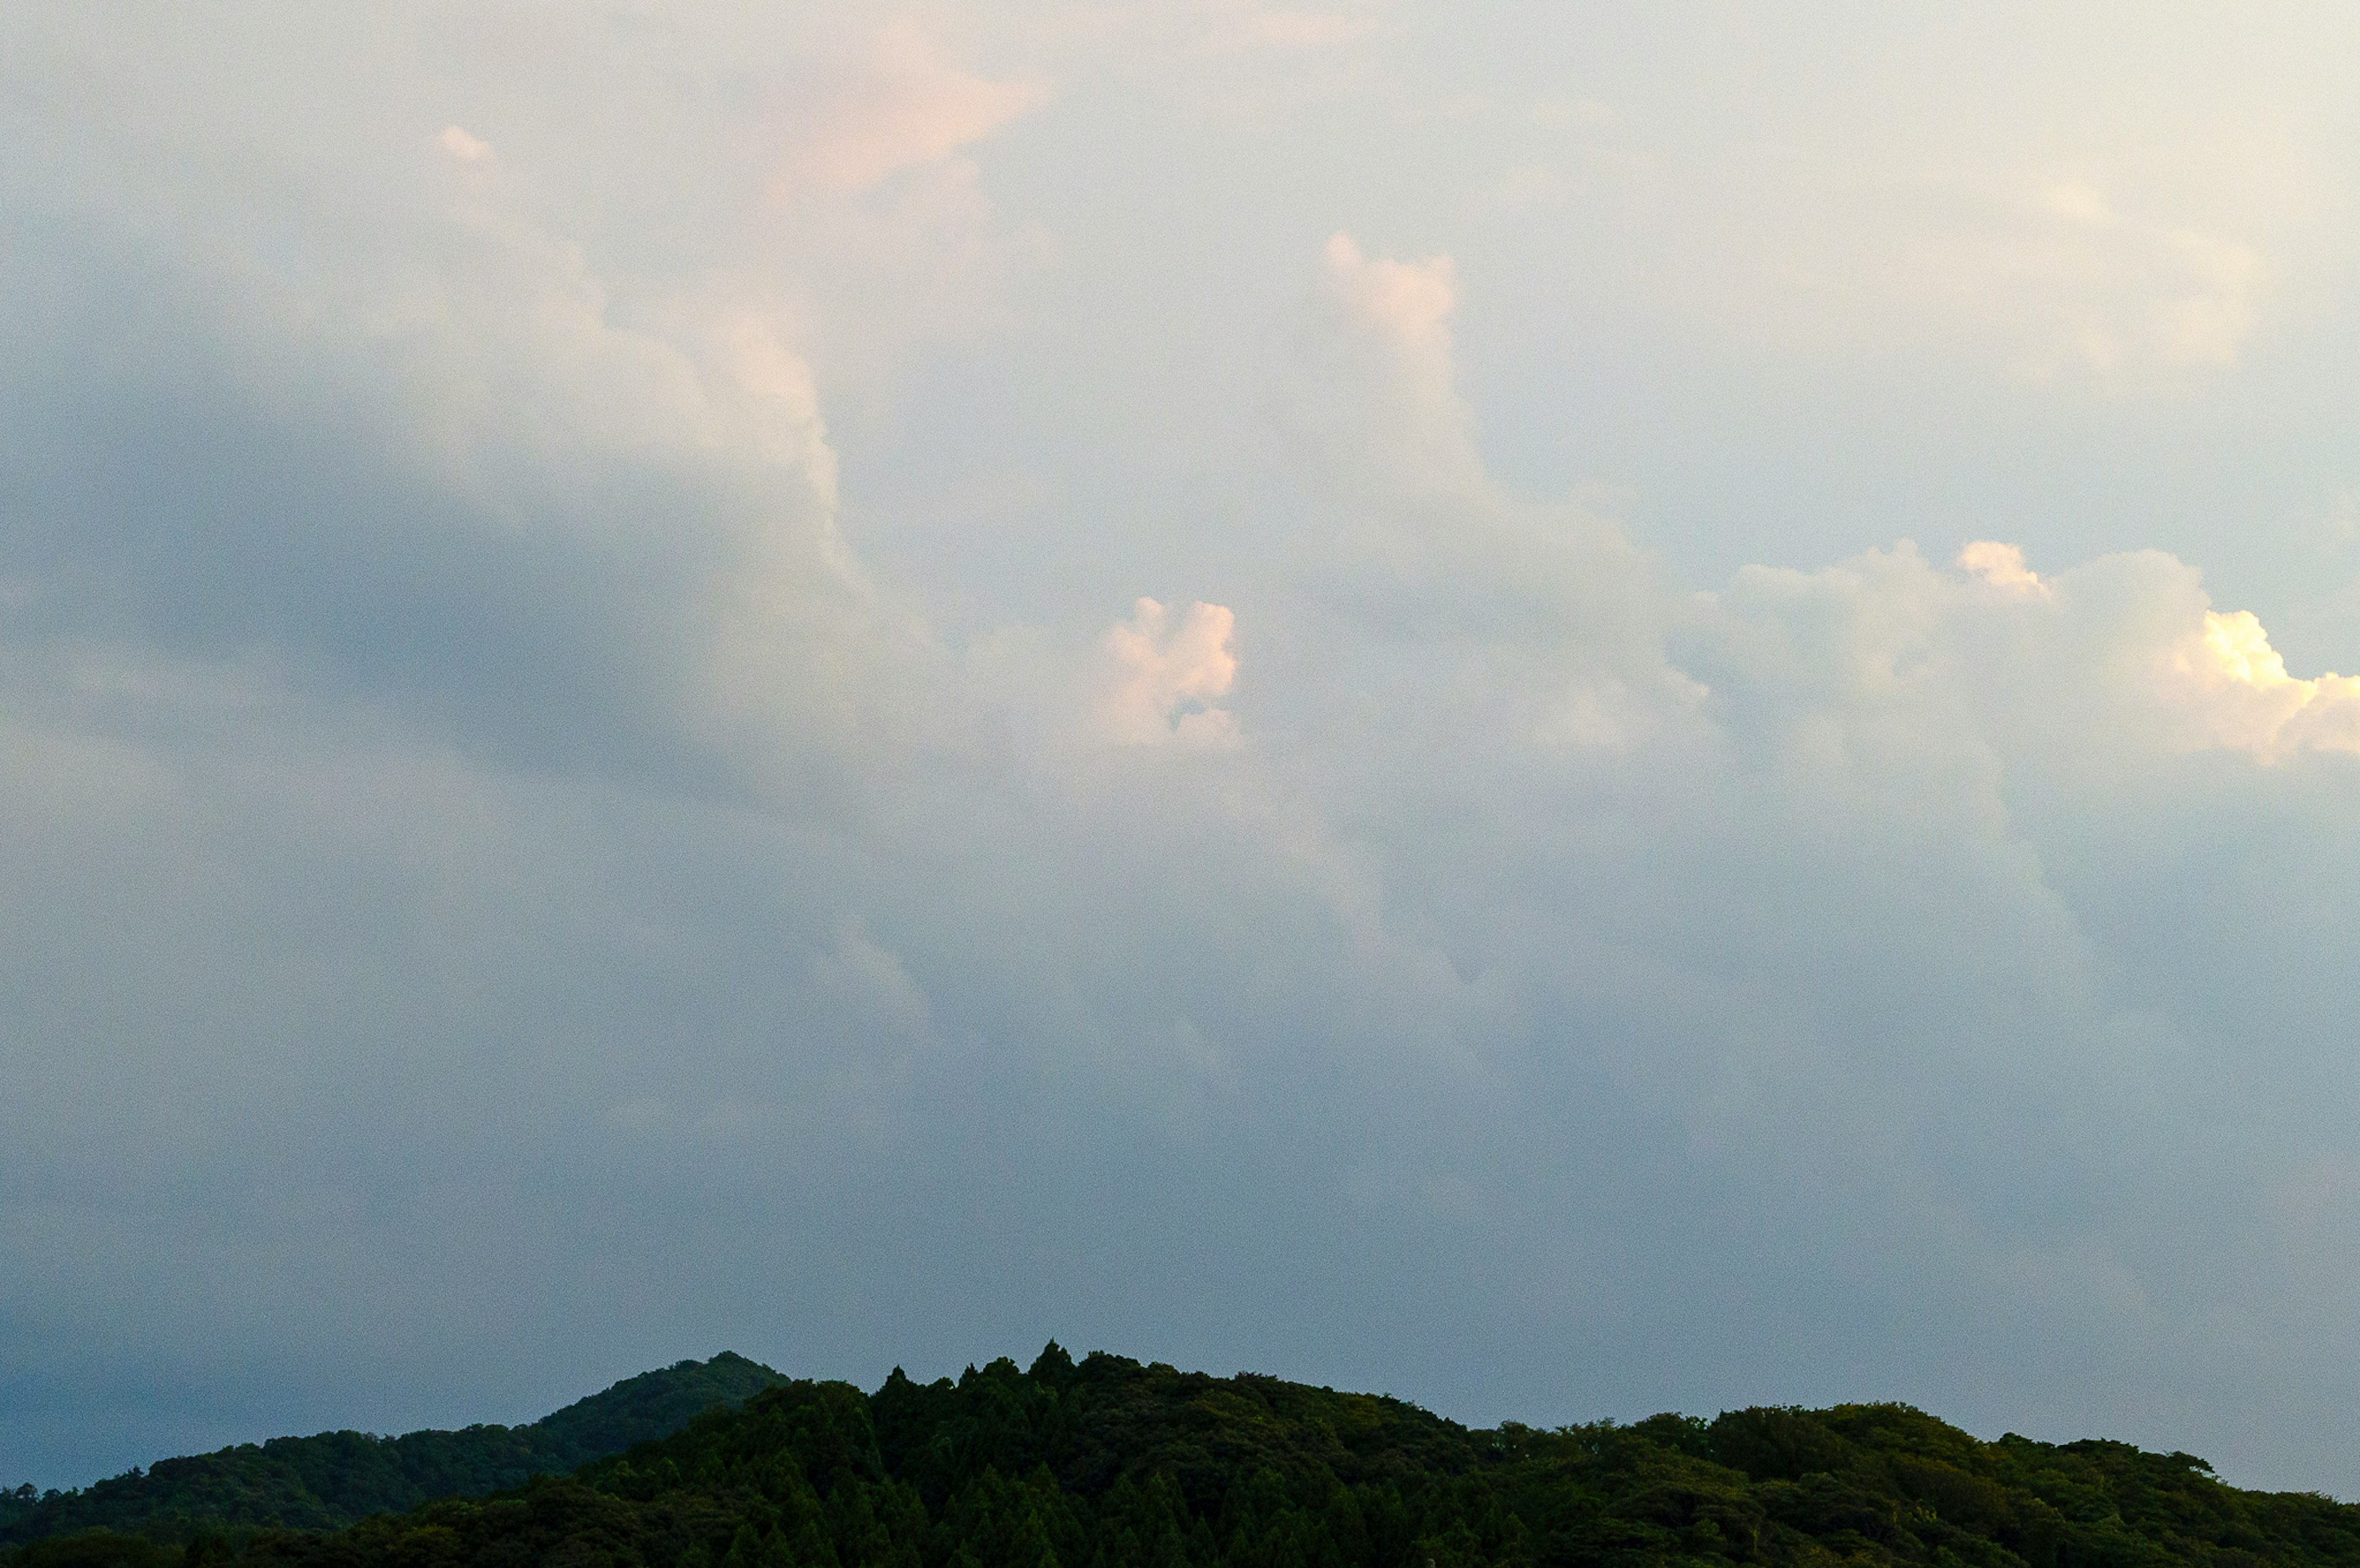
1960,178,2267,380
1586,148,2284,385
0,25,929,808
1098,598,1240,746
1957,540,2047,596
2162,610,2360,760
1280,233,1495,512
13,12,2360,1508
1210,8,1375,52
774,24,1049,197
1322,232,1457,350
438,125,492,163
1283,234,1667,704
808,919,936,1048
1689,537,2360,774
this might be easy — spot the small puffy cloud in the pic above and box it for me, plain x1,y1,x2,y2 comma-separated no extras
1322,232,1455,348
1957,540,2048,595
1099,597,1239,746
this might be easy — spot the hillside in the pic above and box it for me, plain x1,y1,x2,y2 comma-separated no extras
0,1353,786,1547
11,1344,2359,1567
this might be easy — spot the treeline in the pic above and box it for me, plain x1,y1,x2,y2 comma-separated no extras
0,1354,785,1547
12,1343,2360,1567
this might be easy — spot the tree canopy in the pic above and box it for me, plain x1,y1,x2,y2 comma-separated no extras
10,1347,2357,1567
0,1354,786,1547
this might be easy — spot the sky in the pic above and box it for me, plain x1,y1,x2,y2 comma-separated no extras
7,0,2360,1499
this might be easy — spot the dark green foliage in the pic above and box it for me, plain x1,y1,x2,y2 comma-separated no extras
532,1355,796,1475
14,1348,2360,1567
0,1355,787,1548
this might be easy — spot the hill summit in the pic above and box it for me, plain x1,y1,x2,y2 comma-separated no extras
0,1352,786,1546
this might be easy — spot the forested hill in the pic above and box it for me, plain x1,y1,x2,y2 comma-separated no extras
11,1345,2360,1568
0,1352,786,1547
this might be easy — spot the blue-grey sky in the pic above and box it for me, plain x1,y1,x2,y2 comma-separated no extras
9,0,2360,1499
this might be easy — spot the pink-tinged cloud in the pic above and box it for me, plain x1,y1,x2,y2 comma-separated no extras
778,24,1049,197
1100,597,1239,746
1321,232,1455,347
438,125,492,162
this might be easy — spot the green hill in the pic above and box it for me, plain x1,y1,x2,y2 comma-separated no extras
11,1346,2360,1566
0,1352,786,1547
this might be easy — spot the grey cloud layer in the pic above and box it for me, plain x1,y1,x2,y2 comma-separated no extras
6,0,2360,1504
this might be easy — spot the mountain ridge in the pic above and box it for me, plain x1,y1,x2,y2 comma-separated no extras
0,1352,787,1547
9,1347,2359,1566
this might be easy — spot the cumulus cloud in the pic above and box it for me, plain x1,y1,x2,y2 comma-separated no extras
1098,597,1240,746
1957,539,2047,596
1280,233,1672,748
1688,537,2360,775
0,9,943,810
774,23,1049,197
2162,610,2360,759
1299,233,1481,502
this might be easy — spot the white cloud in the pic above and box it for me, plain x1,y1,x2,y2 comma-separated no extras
1286,234,1484,508
2160,610,2360,760
1970,176,2267,380
1957,539,2047,596
437,125,492,163
1284,234,1667,708
1098,597,1240,745
774,23,1048,197
1322,231,1457,352
1688,536,2360,774
1832,172,2272,383
1586,147,2286,385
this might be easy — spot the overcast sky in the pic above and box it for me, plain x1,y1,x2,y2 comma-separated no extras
9,0,2360,1499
